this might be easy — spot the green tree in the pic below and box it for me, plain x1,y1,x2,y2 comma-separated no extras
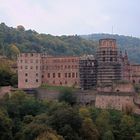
79,107,91,119
103,130,114,140
58,88,76,105
133,133,140,140
35,131,64,140
95,110,111,135
48,107,82,140
0,59,17,86
10,44,20,59
80,118,99,140
118,115,135,140
0,108,13,140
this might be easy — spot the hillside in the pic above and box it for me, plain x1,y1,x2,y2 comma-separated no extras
81,34,140,63
0,23,97,57
1,23,140,63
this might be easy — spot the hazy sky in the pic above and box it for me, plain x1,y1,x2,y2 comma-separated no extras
0,0,139,37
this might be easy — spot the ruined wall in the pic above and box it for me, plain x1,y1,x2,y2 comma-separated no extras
42,56,80,88
95,93,134,110
97,38,122,85
131,65,140,84
18,53,42,89
0,86,11,98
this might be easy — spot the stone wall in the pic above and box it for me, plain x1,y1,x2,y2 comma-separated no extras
0,86,12,98
95,92,134,110
131,65,140,84
18,53,42,89
42,56,80,88
36,88,96,105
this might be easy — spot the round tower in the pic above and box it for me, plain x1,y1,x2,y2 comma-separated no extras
97,38,122,86
98,38,118,63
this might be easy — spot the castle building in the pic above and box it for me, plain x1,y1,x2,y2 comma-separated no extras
18,53,80,89
41,55,80,88
18,38,140,90
97,38,122,85
79,55,97,90
18,53,42,89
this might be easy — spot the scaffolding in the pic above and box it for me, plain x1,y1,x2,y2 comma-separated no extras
79,55,97,90
97,39,122,86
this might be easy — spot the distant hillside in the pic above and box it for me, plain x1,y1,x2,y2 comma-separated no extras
0,23,97,58
81,34,140,63
0,23,140,63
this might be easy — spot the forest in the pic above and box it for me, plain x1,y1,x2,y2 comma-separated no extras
81,33,140,63
0,23,97,58
0,90,140,140
1,22,140,63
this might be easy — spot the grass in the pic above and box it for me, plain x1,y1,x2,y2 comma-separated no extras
40,84,74,91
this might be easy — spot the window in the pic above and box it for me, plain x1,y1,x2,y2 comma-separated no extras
25,66,28,69
103,57,105,62
30,66,33,69
133,80,135,83
36,79,38,82
31,53,33,56
36,66,38,70
68,73,71,78
75,81,77,85
72,73,75,78
25,73,28,76
48,73,50,78
103,51,106,55
53,73,55,78
61,65,63,69
110,57,113,62
76,73,78,78
65,73,67,78
58,73,61,78
42,75,44,78
20,60,23,63
36,73,38,76
25,79,28,82
60,82,62,85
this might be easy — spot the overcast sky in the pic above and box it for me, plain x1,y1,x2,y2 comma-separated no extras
0,0,139,37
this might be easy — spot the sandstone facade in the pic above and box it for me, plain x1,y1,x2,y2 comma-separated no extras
18,53,80,89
